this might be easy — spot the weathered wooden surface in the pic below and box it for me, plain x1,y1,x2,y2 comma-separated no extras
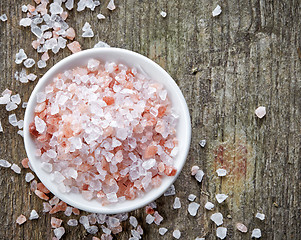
0,0,300,239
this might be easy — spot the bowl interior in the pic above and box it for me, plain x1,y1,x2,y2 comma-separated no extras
24,48,191,214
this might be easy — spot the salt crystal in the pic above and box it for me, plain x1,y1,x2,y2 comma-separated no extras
79,216,89,228
204,201,215,210
17,130,24,137
0,121,3,132
51,217,63,228
188,194,196,201
19,18,32,27
24,58,35,68
31,26,43,38
199,139,206,147
50,2,63,15
67,41,81,53
64,206,72,216
67,219,78,226
11,164,21,174
34,116,46,133
29,209,39,220
87,225,99,234
25,172,35,182
94,41,110,48
173,230,181,239
216,194,228,203
21,5,28,12
6,102,18,111
38,60,47,69
255,106,266,118
49,196,59,206
106,192,118,202
142,158,156,170
160,11,167,18
82,29,94,38
236,223,248,233
216,227,227,239
159,227,168,235
255,213,265,221
27,73,37,81
9,114,18,126
164,184,175,196
15,49,27,64
195,169,204,182
107,0,116,10
173,197,181,209
191,165,199,176
11,94,21,105
16,214,27,225
0,14,7,22
97,13,105,19
58,37,67,49
41,162,53,172
188,202,200,216
212,5,222,17
216,169,227,177
0,94,11,104
210,212,223,226
87,59,100,71
129,216,138,228
146,214,155,224
251,229,262,238
195,238,205,240
65,0,74,10
54,227,65,239
0,159,11,168
43,202,52,212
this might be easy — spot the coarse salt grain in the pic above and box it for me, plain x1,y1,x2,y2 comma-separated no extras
29,209,39,220
188,194,196,201
210,212,223,226
188,202,200,216
255,106,266,118
216,227,227,239
51,217,63,228
204,201,215,210
195,169,204,182
164,184,176,196
107,0,116,10
11,164,21,174
24,58,35,68
173,229,181,239
159,227,168,235
129,216,138,228
212,5,222,17
236,222,248,233
25,172,35,182
15,49,27,64
191,166,199,176
67,219,78,226
199,139,206,147
251,228,262,238
216,194,228,203
0,14,7,22
16,214,26,225
54,227,65,239
173,197,181,209
97,13,105,19
160,11,167,18
146,214,155,224
255,212,265,221
216,168,227,177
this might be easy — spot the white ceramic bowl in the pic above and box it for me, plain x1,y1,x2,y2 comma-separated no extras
24,48,191,214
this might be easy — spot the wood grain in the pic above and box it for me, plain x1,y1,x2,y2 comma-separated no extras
0,0,300,239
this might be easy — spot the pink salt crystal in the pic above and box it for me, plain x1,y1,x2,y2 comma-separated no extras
16,214,26,225
191,165,199,176
41,52,49,61
154,211,163,225
145,206,155,214
67,41,81,53
60,11,68,20
65,28,76,40
72,208,80,215
49,196,59,206
35,189,49,201
144,145,158,159
51,217,63,228
30,180,38,192
31,40,40,49
236,223,248,233
37,182,50,194
21,158,29,168
49,201,67,214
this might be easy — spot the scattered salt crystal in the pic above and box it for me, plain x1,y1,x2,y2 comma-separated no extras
65,0,74,10
25,172,35,182
49,196,59,206
199,139,206,147
9,114,18,126
17,130,24,137
191,166,199,176
27,73,37,81
50,2,63,15
41,162,53,172
160,11,167,18
212,5,222,17
216,169,227,177
15,49,27,64
51,217,63,228
255,106,266,118
6,102,18,111
188,194,196,201
31,26,43,38
188,202,200,216
54,227,65,240
0,14,7,22
79,216,89,228
29,209,39,220
11,94,21,105
0,159,11,168
0,94,11,104
107,0,116,10
21,5,28,12
87,225,99,234
67,219,78,226
11,164,21,174
67,41,81,53
216,227,227,239
94,41,110,48
24,58,35,68
164,184,176,196
97,13,105,20
173,197,181,209
255,213,265,221
236,223,248,233
146,214,155,224
16,214,26,225
173,229,181,239
43,202,52,212
19,18,32,27
129,216,138,228
159,227,168,235
251,229,261,238
204,201,215,210
210,212,223,226
38,60,47,69
58,37,67,49
35,116,46,133
64,206,72,216
216,194,228,203
195,169,204,182
36,92,46,103
0,121,3,132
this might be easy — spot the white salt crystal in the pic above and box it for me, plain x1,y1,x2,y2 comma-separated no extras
216,169,227,177
164,184,175,196
50,2,64,15
87,225,98,234
82,29,94,37
27,74,37,81
9,114,18,126
6,102,18,111
36,92,46,103
43,202,52,213
82,22,91,31
21,5,28,12
255,106,266,118
0,159,11,168
191,166,199,176
159,227,168,235
212,5,222,17
35,116,46,133
24,58,35,68
31,26,43,38
87,59,100,71
0,94,11,104
195,238,205,240
146,214,155,224
22,102,28,109
17,130,24,137
188,202,200,216
0,121,2,132
142,158,156,170
25,172,35,182
204,201,215,210
65,0,74,10
79,216,89,228
0,14,7,22
216,194,228,203
37,60,47,69
195,169,204,182
106,192,118,202
54,171,65,183
216,227,227,239
54,227,65,239
67,219,78,226
29,210,39,220
251,229,261,238
255,213,265,221
15,49,27,64
97,13,105,19
94,41,111,48
173,229,181,239
199,139,206,147
188,194,196,201
160,11,167,18
46,149,57,158
210,212,223,226
107,0,116,10
19,18,32,27
129,216,138,228
41,162,53,172
11,94,21,105
173,197,181,209
11,164,21,174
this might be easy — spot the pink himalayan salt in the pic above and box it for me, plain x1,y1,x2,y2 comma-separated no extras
72,208,80,215
67,41,81,53
37,182,50,193
21,158,29,168
35,189,49,200
49,201,67,214
236,222,248,233
16,214,27,225
41,52,49,62
32,40,40,49
60,12,68,20
51,217,63,228
30,60,178,205
65,28,76,40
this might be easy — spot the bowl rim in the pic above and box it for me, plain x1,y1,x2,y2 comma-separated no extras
23,47,191,214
